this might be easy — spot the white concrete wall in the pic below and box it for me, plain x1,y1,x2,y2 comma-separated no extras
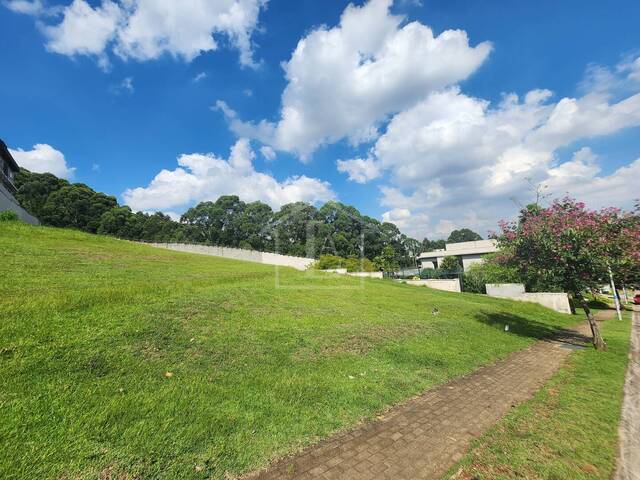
461,253,487,271
321,269,383,279
147,243,315,271
347,271,383,279
519,293,572,314
402,278,461,293
486,283,526,297
486,283,572,314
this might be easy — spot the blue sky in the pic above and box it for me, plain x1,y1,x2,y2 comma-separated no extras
1,0,639,239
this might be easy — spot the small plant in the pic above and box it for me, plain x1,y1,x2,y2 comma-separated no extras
0,210,20,222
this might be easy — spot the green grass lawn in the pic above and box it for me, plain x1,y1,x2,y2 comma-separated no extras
1,222,580,479
446,314,631,480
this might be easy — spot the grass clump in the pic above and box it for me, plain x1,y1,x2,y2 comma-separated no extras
1,222,579,479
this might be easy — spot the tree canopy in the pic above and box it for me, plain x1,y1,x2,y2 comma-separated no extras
13,169,425,264
496,197,640,350
447,228,483,243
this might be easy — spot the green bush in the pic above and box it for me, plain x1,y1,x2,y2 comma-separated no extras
439,256,461,271
462,255,521,293
0,210,20,222
419,266,461,279
314,254,377,272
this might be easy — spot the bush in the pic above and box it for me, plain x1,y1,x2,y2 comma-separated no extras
439,256,461,271
462,255,520,293
0,210,19,222
314,254,377,272
420,268,459,280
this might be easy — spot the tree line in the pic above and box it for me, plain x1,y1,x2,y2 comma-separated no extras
16,169,481,266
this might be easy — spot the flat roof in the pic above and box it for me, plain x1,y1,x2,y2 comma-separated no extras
418,239,498,259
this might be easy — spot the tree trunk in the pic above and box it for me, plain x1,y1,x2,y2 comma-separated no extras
577,294,607,350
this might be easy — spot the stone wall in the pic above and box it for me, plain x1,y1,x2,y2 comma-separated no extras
147,243,315,271
486,283,572,314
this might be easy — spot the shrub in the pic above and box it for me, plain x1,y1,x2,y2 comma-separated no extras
314,254,346,270
314,254,377,272
462,254,520,293
439,256,461,272
0,210,20,222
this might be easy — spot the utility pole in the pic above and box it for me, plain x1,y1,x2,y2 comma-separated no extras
608,266,622,321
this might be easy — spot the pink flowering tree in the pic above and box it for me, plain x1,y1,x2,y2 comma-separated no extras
497,197,639,350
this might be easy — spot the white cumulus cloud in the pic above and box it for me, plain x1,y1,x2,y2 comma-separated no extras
336,157,381,183
10,143,76,179
220,0,491,159
10,0,268,68
372,55,640,239
122,139,335,212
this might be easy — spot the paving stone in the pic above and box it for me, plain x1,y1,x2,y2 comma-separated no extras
244,321,595,480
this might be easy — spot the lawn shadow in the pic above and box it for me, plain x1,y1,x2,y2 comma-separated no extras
474,311,591,346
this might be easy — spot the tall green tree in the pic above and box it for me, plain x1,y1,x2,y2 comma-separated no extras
14,169,68,219
41,184,117,233
271,202,319,257
447,228,482,243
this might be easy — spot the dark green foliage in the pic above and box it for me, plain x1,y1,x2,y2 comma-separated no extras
41,184,117,233
447,228,483,243
419,268,460,280
14,169,68,219
462,253,522,293
421,237,446,251
0,210,19,221
373,245,399,271
11,168,457,263
439,256,461,271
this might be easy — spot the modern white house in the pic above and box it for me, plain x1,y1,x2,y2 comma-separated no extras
417,239,498,271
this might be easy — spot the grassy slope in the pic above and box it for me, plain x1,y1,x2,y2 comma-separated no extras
446,314,631,480
1,222,577,479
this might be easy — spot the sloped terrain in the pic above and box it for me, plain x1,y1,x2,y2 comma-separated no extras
0,222,576,479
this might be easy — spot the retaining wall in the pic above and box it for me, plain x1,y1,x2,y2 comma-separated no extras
402,278,461,293
321,269,383,279
347,271,383,279
486,283,572,314
147,243,315,271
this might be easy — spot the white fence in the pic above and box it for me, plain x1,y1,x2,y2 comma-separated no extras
486,283,572,314
147,243,315,271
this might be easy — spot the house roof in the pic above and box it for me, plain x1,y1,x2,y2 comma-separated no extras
417,239,498,259
0,139,20,172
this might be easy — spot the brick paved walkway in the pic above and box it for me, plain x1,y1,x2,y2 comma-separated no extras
245,321,596,480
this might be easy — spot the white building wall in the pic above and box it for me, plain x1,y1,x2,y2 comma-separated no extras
461,253,487,271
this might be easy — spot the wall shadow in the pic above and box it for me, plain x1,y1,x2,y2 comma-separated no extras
474,311,591,346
